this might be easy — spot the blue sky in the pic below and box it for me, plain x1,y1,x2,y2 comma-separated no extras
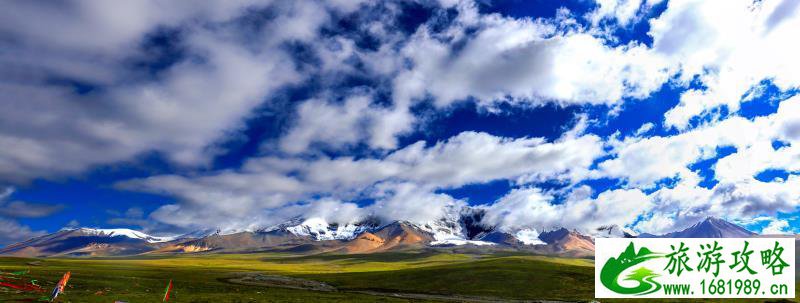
1,0,799,244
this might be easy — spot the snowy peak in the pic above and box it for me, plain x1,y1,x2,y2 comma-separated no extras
407,205,495,245
0,227,173,257
72,228,176,243
270,204,490,245
415,215,468,243
279,217,378,241
4,214,766,258
261,205,489,246
662,217,755,238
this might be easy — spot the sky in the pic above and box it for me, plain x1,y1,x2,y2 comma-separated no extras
1,0,799,244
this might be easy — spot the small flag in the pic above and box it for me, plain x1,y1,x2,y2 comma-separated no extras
49,271,70,302
162,279,173,302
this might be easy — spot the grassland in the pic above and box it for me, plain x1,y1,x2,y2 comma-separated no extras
0,252,797,302
1,252,457,303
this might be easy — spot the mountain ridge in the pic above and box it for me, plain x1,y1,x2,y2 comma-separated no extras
0,216,760,257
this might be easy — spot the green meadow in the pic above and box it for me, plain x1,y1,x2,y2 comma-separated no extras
0,252,796,302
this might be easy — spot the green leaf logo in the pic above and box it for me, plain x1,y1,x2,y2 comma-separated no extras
600,242,664,295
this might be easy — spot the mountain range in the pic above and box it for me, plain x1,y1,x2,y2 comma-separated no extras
0,215,761,258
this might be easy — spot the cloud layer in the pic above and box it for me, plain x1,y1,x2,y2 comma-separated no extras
1,0,799,240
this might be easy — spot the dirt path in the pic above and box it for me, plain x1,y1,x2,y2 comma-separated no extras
225,273,336,292
224,273,582,303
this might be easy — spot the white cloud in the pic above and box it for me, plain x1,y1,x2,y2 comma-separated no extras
0,1,343,183
481,186,651,233
634,122,655,136
594,96,800,234
761,218,795,235
276,131,602,192
597,96,800,188
280,95,372,154
305,199,367,225
367,182,466,224
587,0,652,27
342,2,676,149
651,0,800,128
121,131,604,231
324,0,800,154
3,0,800,237
630,174,800,235
395,5,671,109
387,132,604,187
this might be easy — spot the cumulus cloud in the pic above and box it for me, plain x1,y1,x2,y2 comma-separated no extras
115,0,800,237
651,0,800,129
0,1,351,183
361,0,800,153
386,132,604,187
481,186,651,233
586,0,664,27
395,3,671,108
3,0,800,237
597,96,800,188
630,175,800,235
760,218,795,235
271,1,680,152
120,131,604,231
368,182,466,224
594,96,800,233
280,95,372,154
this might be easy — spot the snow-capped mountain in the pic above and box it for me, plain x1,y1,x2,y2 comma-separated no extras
71,228,177,243
258,206,561,248
248,205,495,247
660,217,755,238
1,211,760,258
281,217,378,241
0,228,175,257
415,204,495,245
